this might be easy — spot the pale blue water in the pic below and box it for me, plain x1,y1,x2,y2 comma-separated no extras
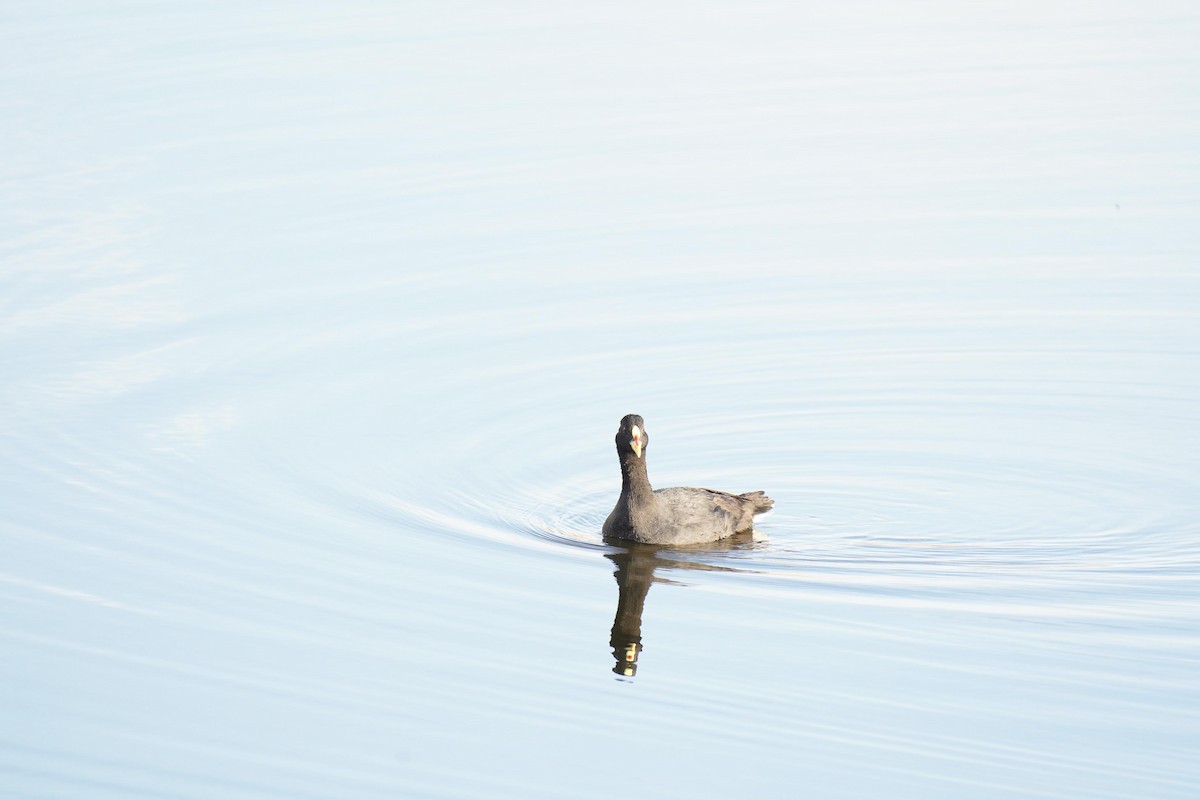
3,2,1200,798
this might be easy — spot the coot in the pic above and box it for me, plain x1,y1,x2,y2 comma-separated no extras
602,414,773,545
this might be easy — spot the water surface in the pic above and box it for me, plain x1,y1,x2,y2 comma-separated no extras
3,2,1200,798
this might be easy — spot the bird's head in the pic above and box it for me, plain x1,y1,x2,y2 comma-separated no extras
616,414,647,459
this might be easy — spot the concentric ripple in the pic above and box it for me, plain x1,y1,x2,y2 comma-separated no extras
312,329,1200,628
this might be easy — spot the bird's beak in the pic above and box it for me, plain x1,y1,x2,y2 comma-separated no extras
630,425,642,459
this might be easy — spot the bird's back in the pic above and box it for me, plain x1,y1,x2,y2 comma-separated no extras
634,486,772,545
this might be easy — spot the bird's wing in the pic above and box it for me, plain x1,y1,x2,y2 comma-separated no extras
705,489,745,517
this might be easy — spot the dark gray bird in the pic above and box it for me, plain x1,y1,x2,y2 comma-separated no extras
602,414,774,545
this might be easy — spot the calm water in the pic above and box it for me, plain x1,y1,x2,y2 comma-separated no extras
4,2,1200,798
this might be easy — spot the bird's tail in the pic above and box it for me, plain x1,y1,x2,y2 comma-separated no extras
739,491,774,513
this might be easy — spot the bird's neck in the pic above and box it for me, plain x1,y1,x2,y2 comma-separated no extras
620,453,654,499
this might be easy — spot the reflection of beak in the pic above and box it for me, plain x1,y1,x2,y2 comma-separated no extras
630,425,642,459
618,642,640,677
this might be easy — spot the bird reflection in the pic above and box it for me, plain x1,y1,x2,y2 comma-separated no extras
605,532,755,678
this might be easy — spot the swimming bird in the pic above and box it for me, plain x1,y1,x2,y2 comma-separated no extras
602,414,774,545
